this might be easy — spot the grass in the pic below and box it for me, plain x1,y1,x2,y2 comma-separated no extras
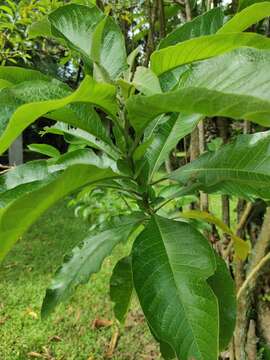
0,195,239,360
0,200,158,360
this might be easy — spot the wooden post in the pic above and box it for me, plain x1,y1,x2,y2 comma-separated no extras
8,135,23,166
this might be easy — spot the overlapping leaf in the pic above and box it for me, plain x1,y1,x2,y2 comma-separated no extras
132,216,218,360
151,32,270,76
170,131,270,201
0,150,119,261
127,48,270,134
218,2,270,33
0,75,117,155
159,7,224,49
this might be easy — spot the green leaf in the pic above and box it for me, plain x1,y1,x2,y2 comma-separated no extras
132,66,162,96
127,48,270,134
159,7,224,49
151,32,270,76
42,214,144,317
0,66,51,84
132,216,218,360
218,2,270,33
44,122,120,160
27,143,60,158
110,255,133,323
0,75,117,155
0,157,118,261
238,0,265,11
91,16,127,80
140,113,201,181
48,4,104,59
28,17,53,39
170,131,270,201
208,253,236,351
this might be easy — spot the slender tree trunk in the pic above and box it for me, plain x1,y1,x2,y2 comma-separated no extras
9,136,23,166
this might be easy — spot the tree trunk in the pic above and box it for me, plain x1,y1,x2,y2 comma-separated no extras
9,136,23,166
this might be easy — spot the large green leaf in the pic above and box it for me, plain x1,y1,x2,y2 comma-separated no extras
218,2,270,33
27,143,60,158
132,216,218,360
91,16,127,80
48,4,104,59
0,75,117,155
139,113,201,182
110,255,133,323
208,253,236,351
170,131,270,201
151,32,270,76
42,214,144,317
132,66,162,96
0,158,118,261
159,7,224,49
127,48,270,134
238,0,265,11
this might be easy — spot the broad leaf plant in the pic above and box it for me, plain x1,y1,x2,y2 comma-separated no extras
1,2,270,359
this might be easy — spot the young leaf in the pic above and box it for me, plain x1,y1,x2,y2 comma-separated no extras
110,256,133,323
91,16,127,80
27,143,60,158
151,32,270,76
0,75,117,155
139,113,201,182
218,2,270,33
42,214,144,317
132,216,218,360
159,7,224,49
208,253,236,351
170,131,270,201
127,48,270,134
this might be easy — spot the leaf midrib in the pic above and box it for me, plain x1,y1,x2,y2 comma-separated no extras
153,216,204,360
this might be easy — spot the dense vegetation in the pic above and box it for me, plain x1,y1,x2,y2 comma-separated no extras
1,0,270,359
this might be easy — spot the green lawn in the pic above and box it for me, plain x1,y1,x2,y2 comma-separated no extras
0,195,238,360
0,200,158,360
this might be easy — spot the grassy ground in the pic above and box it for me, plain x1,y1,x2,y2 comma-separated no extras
0,195,238,360
0,200,158,360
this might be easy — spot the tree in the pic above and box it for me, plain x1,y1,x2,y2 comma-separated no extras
1,2,270,359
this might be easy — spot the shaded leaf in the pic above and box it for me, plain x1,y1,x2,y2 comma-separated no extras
208,253,236,350
27,143,60,158
110,256,133,323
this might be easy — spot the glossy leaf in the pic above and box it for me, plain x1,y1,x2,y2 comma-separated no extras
159,7,224,49
218,2,270,33
208,253,236,350
91,16,127,80
42,214,144,317
132,216,218,360
127,48,270,134
170,131,270,201
110,256,133,323
151,32,270,76
0,158,118,262
48,4,104,58
27,143,60,158
0,75,117,155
